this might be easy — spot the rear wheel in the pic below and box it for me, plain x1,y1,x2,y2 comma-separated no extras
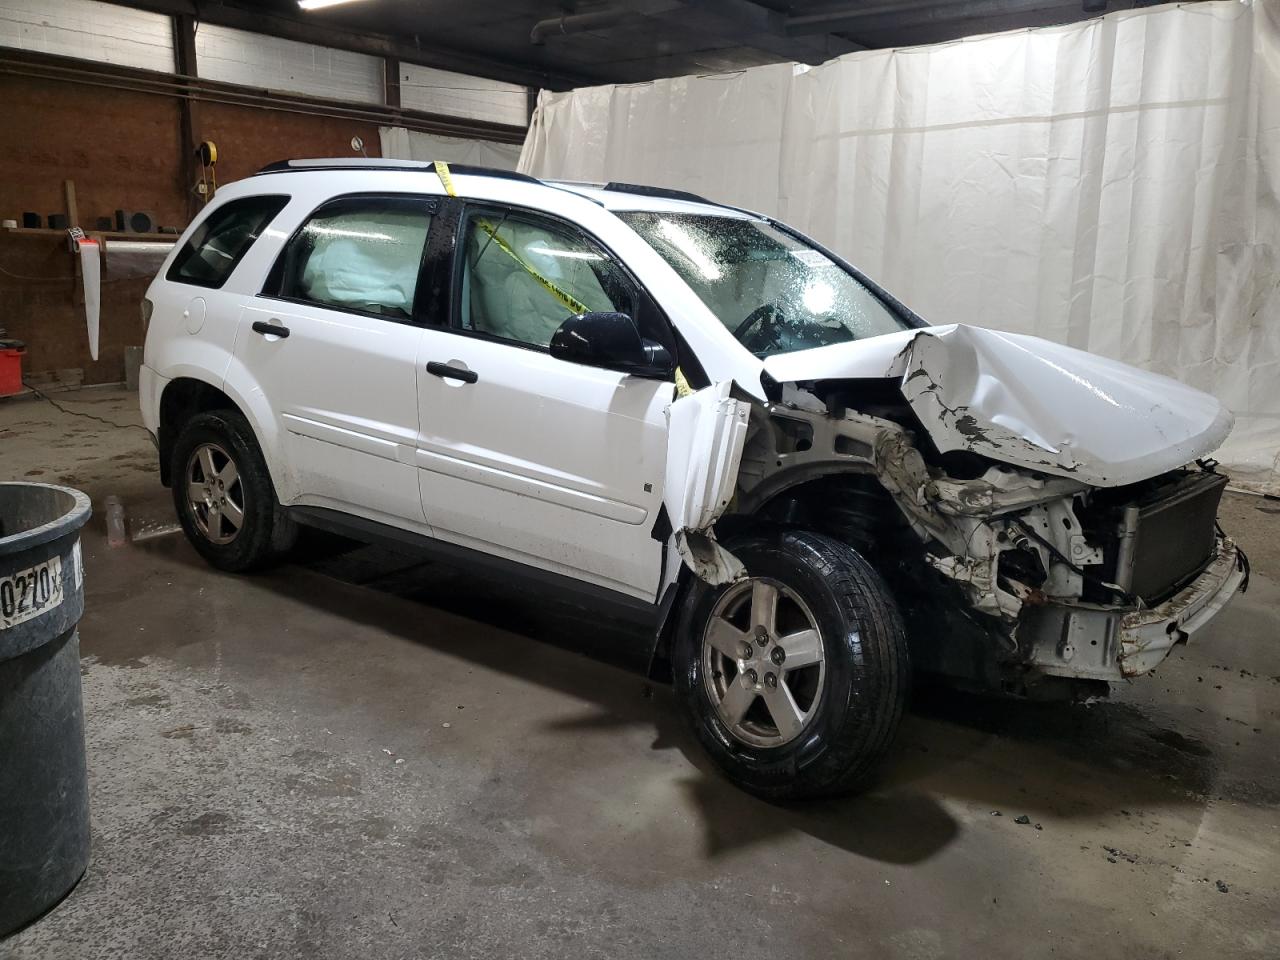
674,529,909,800
171,410,295,572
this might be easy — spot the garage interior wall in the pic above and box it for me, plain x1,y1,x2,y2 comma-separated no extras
0,0,526,387
379,127,523,171
381,65,529,168
520,0,1280,494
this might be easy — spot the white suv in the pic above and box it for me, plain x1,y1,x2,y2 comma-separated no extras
141,159,1247,798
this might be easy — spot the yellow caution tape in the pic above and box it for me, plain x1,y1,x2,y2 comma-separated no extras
474,218,590,317
432,159,686,388
434,158,588,317
433,160,457,197
674,367,693,398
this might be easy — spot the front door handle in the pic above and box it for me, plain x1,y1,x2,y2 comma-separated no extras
426,361,478,384
252,320,290,338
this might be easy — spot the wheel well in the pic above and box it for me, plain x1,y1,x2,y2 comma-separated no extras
157,378,238,486
738,473,898,555
649,477,900,682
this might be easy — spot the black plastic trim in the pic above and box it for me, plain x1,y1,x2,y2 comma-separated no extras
254,160,541,186
426,361,478,383
288,506,659,624
602,182,713,206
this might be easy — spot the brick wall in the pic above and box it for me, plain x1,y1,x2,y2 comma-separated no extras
0,75,382,386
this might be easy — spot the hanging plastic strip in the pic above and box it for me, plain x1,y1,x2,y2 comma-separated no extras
69,228,101,361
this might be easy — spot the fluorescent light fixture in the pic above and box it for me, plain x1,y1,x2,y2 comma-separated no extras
299,0,368,10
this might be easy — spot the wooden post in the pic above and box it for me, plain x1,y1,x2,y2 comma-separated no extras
384,56,402,110
64,178,82,301
172,13,200,221
63,179,78,229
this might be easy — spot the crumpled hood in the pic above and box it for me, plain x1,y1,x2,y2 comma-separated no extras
761,324,1233,487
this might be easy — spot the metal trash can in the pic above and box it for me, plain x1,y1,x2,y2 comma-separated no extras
0,483,91,936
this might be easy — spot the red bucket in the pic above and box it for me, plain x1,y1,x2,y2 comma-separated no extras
0,340,25,397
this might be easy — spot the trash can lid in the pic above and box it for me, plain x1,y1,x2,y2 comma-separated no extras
0,483,92,555
0,339,25,351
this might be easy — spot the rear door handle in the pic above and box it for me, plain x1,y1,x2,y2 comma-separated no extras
252,320,290,338
426,361,478,384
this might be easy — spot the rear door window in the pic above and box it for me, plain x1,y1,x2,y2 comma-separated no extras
267,196,433,322
167,195,289,289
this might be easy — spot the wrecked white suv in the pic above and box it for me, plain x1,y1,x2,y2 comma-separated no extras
140,160,1248,799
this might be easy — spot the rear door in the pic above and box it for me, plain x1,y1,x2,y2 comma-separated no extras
236,194,435,526
414,202,673,600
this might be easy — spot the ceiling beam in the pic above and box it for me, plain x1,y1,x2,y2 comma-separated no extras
0,47,530,142
109,0,589,90
786,0,1074,35
651,0,864,62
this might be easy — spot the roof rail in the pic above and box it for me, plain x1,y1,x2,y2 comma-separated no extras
601,181,713,205
253,158,541,185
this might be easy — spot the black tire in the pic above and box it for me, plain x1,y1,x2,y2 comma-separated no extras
170,409,296,572
673,529,909,800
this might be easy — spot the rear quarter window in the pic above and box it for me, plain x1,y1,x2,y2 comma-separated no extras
167,195,289,289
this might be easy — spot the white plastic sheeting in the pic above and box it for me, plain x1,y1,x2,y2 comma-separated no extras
520,1,1280,493
0,0,174,72
380,127,523,171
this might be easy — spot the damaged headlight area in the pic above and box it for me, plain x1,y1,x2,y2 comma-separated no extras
724,388,1248,699
905,463,1245,692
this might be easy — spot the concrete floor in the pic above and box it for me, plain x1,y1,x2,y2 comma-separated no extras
2,386,1277,960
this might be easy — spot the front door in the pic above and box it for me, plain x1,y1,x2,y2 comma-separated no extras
236,194,436,526
415,204,673,600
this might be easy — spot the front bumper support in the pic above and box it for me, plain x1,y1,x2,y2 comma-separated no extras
1117,537,1246,677
1016,537,1246,682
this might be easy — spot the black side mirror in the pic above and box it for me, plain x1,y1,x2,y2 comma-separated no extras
550,311,674,379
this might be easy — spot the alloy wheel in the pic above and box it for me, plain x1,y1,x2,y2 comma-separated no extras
185,442,245,545
701,577,826,748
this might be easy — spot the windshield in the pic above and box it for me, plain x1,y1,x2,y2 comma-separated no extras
619,212,910,356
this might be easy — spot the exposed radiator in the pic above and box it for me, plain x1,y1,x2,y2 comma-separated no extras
1114,471,1227,603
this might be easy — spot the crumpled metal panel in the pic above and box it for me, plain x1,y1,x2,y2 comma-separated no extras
762,324,1234,488
663,380,750,584
895,325,1234,487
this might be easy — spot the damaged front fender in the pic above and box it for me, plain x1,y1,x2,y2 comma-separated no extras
663,380,751,585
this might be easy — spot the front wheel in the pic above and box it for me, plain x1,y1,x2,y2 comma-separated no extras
673,529,909,800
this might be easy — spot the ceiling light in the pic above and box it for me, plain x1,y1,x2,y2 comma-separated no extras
298,0,369,10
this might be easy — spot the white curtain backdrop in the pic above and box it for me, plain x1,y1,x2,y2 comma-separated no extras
380,127,523,171
519,0,1280,493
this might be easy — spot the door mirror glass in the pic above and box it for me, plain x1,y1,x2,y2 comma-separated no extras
550,311,674,378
